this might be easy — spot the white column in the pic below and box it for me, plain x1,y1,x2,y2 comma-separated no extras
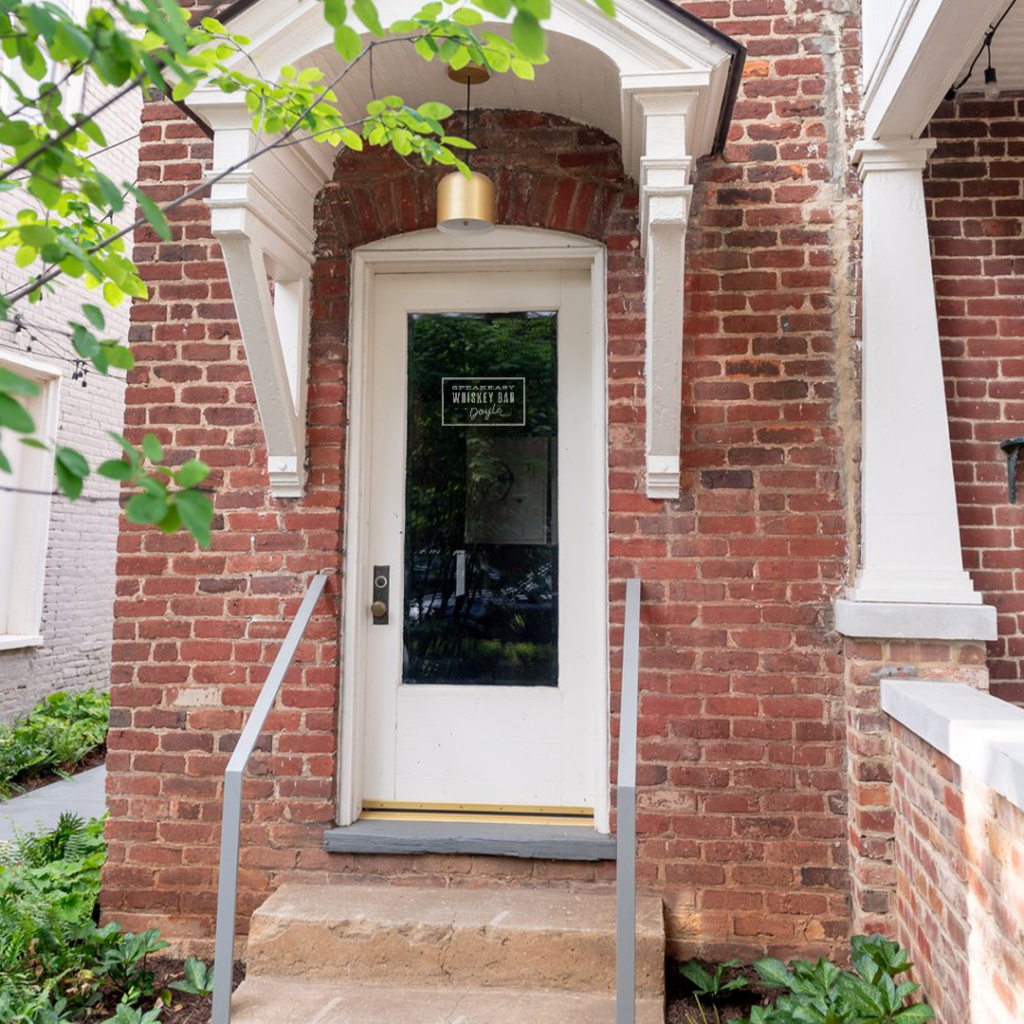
835,139,995,641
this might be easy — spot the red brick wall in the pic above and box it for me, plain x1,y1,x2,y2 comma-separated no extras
106,1,863,962
925,93,1024,706
892,721,1024,1024
843,641,987,938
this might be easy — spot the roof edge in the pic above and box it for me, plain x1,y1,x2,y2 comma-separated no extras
210,0,744,153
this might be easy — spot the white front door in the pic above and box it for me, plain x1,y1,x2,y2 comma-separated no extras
361,268,602,811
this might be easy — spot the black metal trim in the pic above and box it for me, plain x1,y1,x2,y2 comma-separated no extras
209,0,744,154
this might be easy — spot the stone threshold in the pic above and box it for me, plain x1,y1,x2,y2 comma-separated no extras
323,819,616,861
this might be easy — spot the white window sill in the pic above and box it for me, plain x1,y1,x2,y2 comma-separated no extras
0,634,44,651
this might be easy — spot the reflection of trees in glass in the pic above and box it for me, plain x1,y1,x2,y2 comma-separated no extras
403,312,559,687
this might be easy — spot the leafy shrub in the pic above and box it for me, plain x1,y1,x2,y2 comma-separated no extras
0,690,109,798
0,815,210,1023
735,934,934,1024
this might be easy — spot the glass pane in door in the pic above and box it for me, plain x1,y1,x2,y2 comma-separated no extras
403,311,558,687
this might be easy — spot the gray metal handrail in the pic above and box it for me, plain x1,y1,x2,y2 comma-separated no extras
617,578,641,1024
211,571,330,1024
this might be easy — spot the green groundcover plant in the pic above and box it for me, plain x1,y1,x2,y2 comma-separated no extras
707,935,935,1024
0,813,211,1023
0,690,110,799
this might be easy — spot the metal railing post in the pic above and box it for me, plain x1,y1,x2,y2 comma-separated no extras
210,571,329,1024
616,578,641,1024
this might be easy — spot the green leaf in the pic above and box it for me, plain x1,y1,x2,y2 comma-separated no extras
126,492,168,525
893,1005,935,1023
511,11,545,60
172,76,196,101
592,0,615,16
417,101,453,120
55,458,83,499
339,128,363,150
0,120,34,146
98,458,135,481
19,224,57,248
353,0,384,35
56,446,90,479
142,434,163,463
101,344,135,370
0,394,34,433
108,431,141,469
82,304,105,330
0,366,41,397
453,8,484,24
333,24,362,60
174,459,209,488
754,958,794,990
176,489,214,548
323,0,348,28
680,961,715,994
14,245,36,268
127,184,172,242
78,117,107,148
510,57,535,80
71,323,100,359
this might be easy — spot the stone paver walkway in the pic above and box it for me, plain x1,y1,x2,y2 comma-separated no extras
0,765,106,840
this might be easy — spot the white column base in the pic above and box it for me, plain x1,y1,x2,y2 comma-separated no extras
835,598,997,642
846,567,983,606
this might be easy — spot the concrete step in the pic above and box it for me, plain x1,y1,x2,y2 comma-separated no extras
245,883,665,998
230,976,665,1024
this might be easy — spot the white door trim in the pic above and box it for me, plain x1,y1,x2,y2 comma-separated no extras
337,226,610,832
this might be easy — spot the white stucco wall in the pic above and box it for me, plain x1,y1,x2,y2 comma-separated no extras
0,69,141,720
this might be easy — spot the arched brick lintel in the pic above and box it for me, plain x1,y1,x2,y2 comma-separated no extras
312,110,640,261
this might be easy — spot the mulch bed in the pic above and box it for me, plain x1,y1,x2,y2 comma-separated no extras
666,963,767,1024
91,960,245,1024
2,744,106,800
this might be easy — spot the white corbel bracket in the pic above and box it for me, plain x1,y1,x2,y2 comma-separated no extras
625,87,697,500
193,93,323,499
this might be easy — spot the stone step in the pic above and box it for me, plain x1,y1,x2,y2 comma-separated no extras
245,883,664,998
230,976,665,1024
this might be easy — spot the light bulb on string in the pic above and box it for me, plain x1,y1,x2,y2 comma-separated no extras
984,65,1001,101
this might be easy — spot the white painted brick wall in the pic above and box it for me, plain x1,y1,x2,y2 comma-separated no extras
0,68,141,721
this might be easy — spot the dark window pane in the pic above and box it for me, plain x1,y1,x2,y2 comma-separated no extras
403,312,558,687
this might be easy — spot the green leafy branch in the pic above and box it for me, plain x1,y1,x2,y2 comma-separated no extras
0,0,616,547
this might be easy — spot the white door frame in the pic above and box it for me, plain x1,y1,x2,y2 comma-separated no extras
337,225,610,831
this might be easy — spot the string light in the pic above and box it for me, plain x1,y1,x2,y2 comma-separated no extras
946,0,1017,102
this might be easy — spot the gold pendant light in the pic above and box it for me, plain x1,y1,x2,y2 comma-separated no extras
436,64,496,235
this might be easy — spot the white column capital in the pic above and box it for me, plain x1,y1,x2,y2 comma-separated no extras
852,137,936,179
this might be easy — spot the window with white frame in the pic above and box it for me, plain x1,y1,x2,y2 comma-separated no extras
0,353,60,649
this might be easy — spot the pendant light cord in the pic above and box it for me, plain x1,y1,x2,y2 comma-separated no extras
465,77,472,145
947,0,1017,98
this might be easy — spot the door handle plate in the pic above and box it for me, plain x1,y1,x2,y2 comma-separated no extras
372,565,389,624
